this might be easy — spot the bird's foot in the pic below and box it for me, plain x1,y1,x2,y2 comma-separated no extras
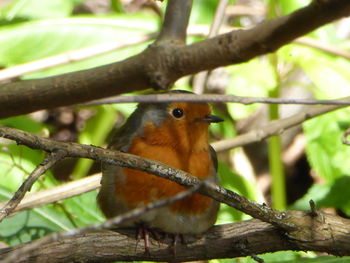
135,224,186,257
135,224,151,254
135,224,162,254
162,232,185,257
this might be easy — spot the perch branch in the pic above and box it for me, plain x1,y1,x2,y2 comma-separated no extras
0,126,290,230
1,186,199,263
0,150,66,222
1,211,350,262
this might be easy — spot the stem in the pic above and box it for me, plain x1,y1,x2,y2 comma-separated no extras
268,54,286,210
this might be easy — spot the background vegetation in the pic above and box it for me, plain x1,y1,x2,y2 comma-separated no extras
1,0,350,262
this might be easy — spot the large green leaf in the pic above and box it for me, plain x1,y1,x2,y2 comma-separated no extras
303,109,350,183
0,144,46,192
60,190,104,226
226,59,277,120
216,160,263,223
0,0,82,21
278,44,350,99
0,115,44,133
0,14,158,78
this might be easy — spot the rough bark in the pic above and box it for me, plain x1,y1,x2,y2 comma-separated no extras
1,211,350,263
1,0,350,118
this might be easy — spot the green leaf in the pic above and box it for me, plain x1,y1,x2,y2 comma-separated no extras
0,145,44,192
0,115,44,133
291,184,329,210
61,190,104,226
277,0,308,15
0,0,81,21
303,109,350,183
317,176,350,215
278,44,350,99
190,0,219,25
0,207,76,246
216,161,260,223
291,175,350,216
0,15,157,77
226,59,277,120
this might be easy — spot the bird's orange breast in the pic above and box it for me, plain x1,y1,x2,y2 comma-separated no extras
115,122,214,215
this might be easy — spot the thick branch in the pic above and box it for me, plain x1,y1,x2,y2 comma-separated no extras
1,211,350,263
1,0,349,118
156,0,192,44
1,188,198,263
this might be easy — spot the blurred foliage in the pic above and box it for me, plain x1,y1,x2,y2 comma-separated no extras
1,0,350,262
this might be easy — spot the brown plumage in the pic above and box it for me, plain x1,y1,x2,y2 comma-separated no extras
98,92,223,235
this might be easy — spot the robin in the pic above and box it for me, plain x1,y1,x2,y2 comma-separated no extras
97,90,223,251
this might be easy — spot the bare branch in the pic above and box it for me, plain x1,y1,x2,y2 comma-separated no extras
0,174,101,216
0,150,66,222
1,211,350,262
1,187,199,263
1,0,350,118
0,34,154,83
0,126,290,230
213,103,346,152
84,93,350,106
295,36,350,60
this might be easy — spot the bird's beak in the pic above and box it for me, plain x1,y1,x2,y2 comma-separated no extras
197,114,224,123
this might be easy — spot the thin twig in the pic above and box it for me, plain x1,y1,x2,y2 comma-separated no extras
0,150,66,222
212,103,346,152
1,186,199,263
0,34,154,83
295,36,350,60
0,173,101,216
83,93,350,107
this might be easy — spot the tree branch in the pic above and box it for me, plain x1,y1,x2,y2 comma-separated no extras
212,103,346,152
1,0,349,118
0,150,66,222
0,126,290,230
156,0,193,44
0,174,101,216
1,211,350,263
0,187,199,263
84,93,350,106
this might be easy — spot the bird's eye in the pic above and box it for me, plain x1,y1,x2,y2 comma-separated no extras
172,108,184,118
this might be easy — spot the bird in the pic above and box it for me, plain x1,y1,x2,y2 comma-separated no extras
97,90,223,252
